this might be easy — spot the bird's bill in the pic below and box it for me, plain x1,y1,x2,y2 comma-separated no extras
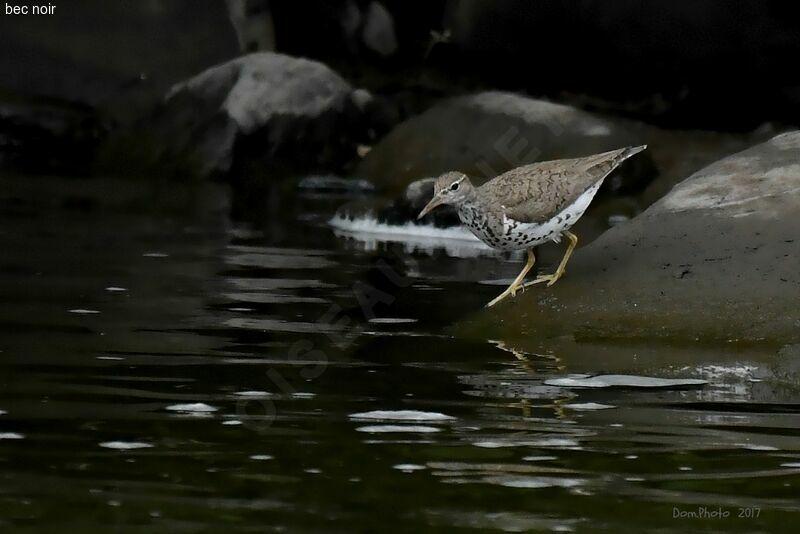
417,196,444,219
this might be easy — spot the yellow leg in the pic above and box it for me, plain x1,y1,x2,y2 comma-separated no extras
486,249,536,307
526,231,578,288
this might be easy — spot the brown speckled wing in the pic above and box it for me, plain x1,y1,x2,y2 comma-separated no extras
480,146,645,224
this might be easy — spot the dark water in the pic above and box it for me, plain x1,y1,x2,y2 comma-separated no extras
1,174,799,533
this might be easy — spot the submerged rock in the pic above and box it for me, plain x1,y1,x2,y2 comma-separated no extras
355,91,656,195
458,131,800,344
297,175,375,194
102,52,382,179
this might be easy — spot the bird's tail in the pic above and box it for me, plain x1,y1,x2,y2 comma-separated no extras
581,144,648,186
617,144,648,162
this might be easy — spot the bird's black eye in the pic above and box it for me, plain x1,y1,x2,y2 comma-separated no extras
450,181,460,191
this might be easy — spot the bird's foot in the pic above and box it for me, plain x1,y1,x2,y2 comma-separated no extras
485,290,510,308
525,272,562,288
486,283,523,307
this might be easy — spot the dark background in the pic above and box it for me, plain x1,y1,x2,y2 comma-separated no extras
1,0,800,177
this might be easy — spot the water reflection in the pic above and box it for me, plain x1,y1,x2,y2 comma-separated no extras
1,174,799,531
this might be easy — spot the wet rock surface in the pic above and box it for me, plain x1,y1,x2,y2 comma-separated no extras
637,127,776,207
460,131,800,344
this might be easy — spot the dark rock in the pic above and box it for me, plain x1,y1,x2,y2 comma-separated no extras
227,0,277,53
101,52,380,180
360,1,398,57
0,97,108,175
354,91,656,196
442,1,800,128
269,0,420,62
0,0,240,122
262,1,800,127
458,131,800,345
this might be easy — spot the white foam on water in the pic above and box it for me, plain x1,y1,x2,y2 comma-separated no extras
522,456,558,462
393,464,427,472
738,444,779,451
329,214,500,257
781,463,800,468
545,375,708,389
105,287,128,292
349,410,456,422
473,441,510,449
250,454,274,461
356,425,441,433
166,403,218,413
331,214,479,241
0,410,6,416
564,402,615,411
222,420,243,426
368,318,418,324
474,437,580,449
99,441,154,450
142,252,169,258
0,432,24,440
487,476,584,489
233,391,273,398
69,309,101,314
530,438,581,448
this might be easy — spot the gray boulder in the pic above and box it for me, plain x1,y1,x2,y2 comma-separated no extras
459,131,800,345
106,52,382,179
354,91,656,195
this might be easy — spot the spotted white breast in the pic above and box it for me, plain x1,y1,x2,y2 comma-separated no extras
495,180,604,252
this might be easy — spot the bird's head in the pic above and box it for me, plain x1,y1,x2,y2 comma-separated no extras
417,171,474,219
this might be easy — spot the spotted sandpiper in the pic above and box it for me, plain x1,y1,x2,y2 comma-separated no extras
417,146,647,307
